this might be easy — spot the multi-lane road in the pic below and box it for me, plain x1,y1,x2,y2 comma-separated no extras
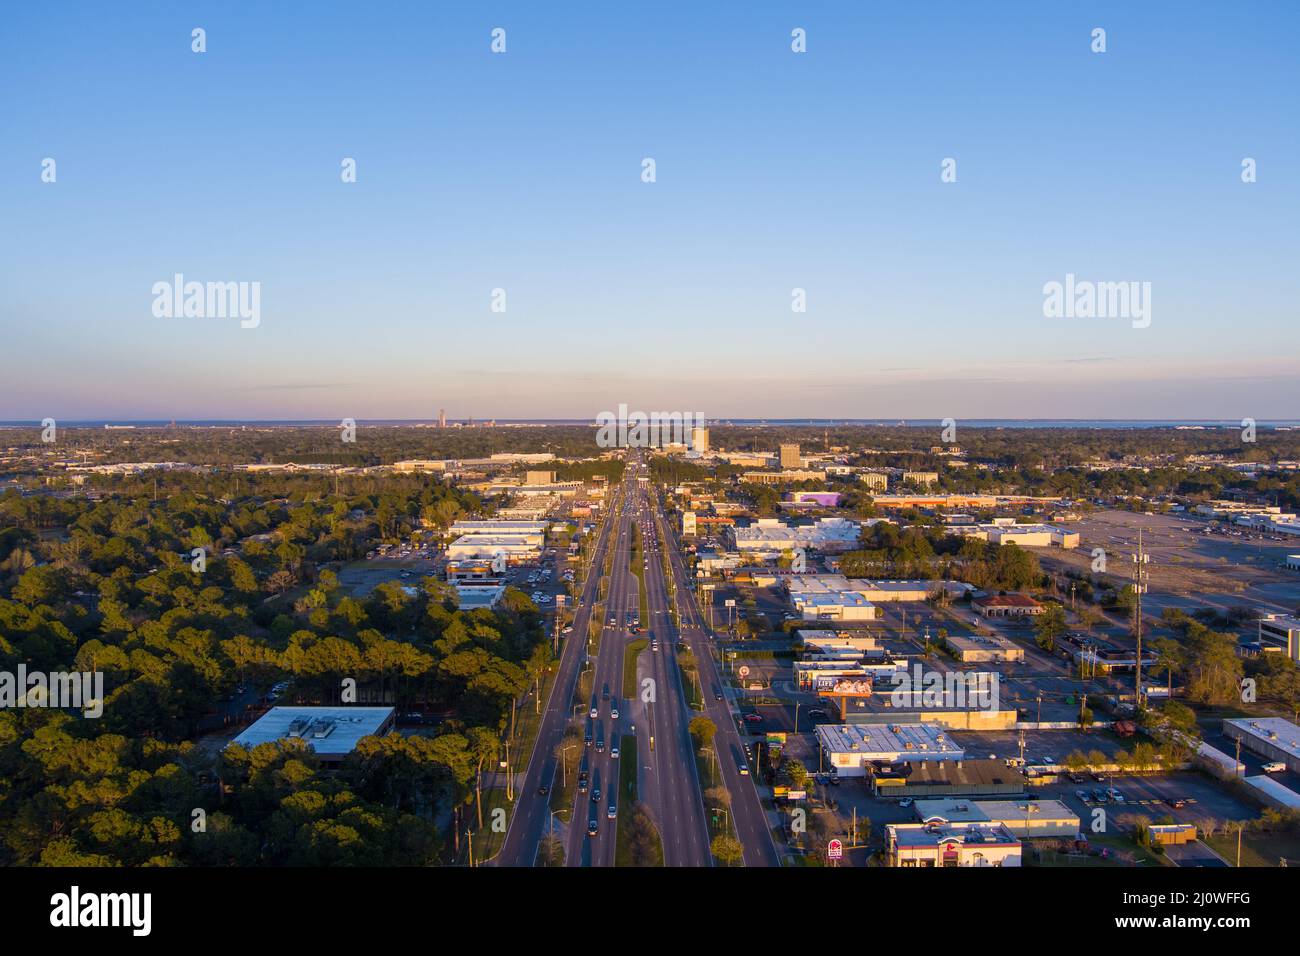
651,486,782,867
493,454,778,867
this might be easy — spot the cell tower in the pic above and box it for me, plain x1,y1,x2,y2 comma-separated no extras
1132,529,1150,710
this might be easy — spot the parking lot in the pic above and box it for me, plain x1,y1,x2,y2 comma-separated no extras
1042,509,1300,615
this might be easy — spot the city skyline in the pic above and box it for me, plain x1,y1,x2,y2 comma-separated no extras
3,2,1297,420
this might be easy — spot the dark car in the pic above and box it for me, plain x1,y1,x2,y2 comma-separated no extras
536,785,549,796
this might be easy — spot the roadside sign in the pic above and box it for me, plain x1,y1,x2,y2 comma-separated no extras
724,599,736,607
827,839,843,860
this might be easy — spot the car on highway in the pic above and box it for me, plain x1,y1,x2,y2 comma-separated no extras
590,698,599,719
611,743,620,759
1166,797,1187,809
651,639,659,651
1263,761,1287,773
537,785,549,796
714,689,724,701
588,817,599,836
607,803,617,820
592,784,601,802
610,699,619,719
738,763,749,775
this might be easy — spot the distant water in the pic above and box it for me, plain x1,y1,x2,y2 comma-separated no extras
2,418,1296,429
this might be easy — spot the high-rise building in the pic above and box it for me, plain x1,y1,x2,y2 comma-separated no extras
690,426,710,454
438,408,447,428
779,443,801,469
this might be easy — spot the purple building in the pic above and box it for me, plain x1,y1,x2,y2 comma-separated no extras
785,491,841,507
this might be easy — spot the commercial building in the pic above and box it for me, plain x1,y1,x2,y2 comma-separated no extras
784,491,842,507
681,511,697,536
524,469,557,485
444,559,501,584
690,426,709,454
798,630,884,657
1258,614,1300,662
852,579,973,603
446,520,548,564
901,471,939,487
943,632,1024,663
871,494,1064,510
885,822,1022,867
954,519,1080,549
861,472,889,491
913,799,1079,838
790,590,880,622
868,758,1028,798
972,593,1044,618
779,443,801,469
454,583,506,610
730,518,861,554
1223,717,1300,773
741,469,825,485
815,723,964,777
230,706,395,763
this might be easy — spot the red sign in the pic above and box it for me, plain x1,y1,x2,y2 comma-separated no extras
827,839,843,860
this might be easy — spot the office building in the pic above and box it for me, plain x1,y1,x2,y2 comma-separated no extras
779,443,801,469
861,472,889,491
690,426,709,454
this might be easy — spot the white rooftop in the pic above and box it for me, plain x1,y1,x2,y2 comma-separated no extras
815,722,964,759
231,706,394,756
1225,716,1300,755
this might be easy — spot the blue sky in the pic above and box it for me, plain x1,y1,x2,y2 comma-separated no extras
2,1,1297,421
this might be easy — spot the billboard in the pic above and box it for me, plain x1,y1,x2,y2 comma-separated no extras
817,678,873,699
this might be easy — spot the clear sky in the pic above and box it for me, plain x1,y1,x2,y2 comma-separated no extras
2,1,1297,422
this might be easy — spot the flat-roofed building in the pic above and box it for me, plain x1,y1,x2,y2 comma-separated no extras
868,758,1028,798
956,521,1080,549
230,706,395,763
1259,614,1300,662
779,443,801,469
943,632,1024,663
913,798,1079,838
886,822,1021,867
854,579,973,603
690,426,709,454
861,472,889,491
799,629,883,656
815,723,963,777
731,518,861,554
901,471,939,487
741,469,825,486
1223,717,1300,773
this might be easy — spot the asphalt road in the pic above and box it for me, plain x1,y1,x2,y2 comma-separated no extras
652,488,782,867
491,474,622,866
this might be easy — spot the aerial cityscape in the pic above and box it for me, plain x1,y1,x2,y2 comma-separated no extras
3,0,1297,937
